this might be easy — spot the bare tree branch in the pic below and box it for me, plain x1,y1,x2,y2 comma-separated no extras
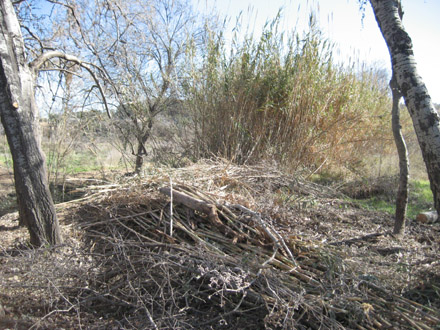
30,51,112,118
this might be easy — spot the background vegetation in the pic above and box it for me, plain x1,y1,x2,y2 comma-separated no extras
0,3,432,212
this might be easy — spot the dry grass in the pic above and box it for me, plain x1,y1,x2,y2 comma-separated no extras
184,15,393,175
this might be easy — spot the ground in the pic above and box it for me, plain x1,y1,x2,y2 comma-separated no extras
0,162,439,329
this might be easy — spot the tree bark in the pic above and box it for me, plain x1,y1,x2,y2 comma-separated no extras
0,0,61,246
134,142,146,174
390,75,409,235
134,119,153,174
370,0,440,215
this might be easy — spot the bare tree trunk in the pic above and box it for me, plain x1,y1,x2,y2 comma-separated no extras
370,0,440,215
134,142,146,174
0,0,61,246
134,119,153,175
390,75,409,235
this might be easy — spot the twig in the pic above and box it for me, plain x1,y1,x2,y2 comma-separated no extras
29,305,77,329
329,232,386,246
169,176,173,237
230,203,298,268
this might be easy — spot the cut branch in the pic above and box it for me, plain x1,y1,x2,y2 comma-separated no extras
159,186,242,240
159,186,219,224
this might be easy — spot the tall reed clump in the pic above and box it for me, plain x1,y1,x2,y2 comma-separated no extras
184,15,392,174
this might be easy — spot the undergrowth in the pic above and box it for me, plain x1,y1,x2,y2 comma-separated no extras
348,178,433,220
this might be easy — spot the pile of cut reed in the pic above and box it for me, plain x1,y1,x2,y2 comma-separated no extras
70,168,439,329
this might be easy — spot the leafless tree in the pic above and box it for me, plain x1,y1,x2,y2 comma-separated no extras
60,0,202,174
0,0,61,246
0,0,108,246
369,0,440,220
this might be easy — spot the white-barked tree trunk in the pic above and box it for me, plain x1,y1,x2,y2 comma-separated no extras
0,0,61,246
370,0,440,216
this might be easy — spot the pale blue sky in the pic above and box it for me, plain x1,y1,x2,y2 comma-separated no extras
192,0,440,103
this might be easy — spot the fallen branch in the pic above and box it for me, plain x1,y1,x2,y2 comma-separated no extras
159,186,242,241
160,187,218,222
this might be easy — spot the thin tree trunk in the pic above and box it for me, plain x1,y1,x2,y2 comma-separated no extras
370,0,440,215
0,0,61,246
134,142,146,174
134,119,153,174
390,75,409,235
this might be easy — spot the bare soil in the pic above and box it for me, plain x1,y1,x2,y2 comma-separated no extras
0,162,439,329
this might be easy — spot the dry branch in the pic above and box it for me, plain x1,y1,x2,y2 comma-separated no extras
159,186,218,223
159,186,245,242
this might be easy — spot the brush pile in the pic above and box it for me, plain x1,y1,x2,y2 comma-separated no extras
70,161,440,329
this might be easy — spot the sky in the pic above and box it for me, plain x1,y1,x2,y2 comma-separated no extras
191,0,440,103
